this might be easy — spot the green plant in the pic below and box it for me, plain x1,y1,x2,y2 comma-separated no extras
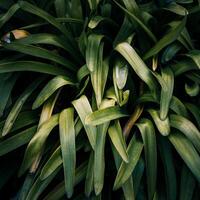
0,0,200,199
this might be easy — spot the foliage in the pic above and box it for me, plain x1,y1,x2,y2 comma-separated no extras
0,0,200,199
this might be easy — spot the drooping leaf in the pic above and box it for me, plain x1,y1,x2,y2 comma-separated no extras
115,42,158,96
0,61,69,76
168,131,200,182
33,76,75,109
85,105,128,126
170,114,200,152
143,18,186,60
148,109,170,136
3,43,77,71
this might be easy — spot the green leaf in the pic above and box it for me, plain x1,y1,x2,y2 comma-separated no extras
143,18,186,60
170,96,189,118
160,67,174,120
185,82,199,97
94,99,115,195
59,108,76,198
115,42,158,96
2,77,44,136
161,43,182,63
3,43,77,71
114,61,128,90
85,151,94,197
0,61,69,76
185,103,200,129
136,119,157,200
171,59,198,77
0,3,19,29
148,109,170,136
113,0,157,42
0,126,37,156
88,16,116,29
164,2,188,16
108,120,129,163
19,114,59,176
185,50,200,69
33,76,75,109
0,73,18,117
86,34,104,72
14,33,82,62
26,167,61,200
113,17,134,47
90,43,108,107
42,162,87,200
72,95,96,149
40,147,62,180
113,135,143,190
87,0,100,10
132,158,145,196
158,136,177,200
179,165,196,200
18,1,79,53
85,106,128,126
38,91,60,128
111,142,135,200
168,131,200,182
170,114,200,152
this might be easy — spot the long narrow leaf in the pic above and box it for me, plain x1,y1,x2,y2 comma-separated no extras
115,42,158,96
19,114,59,176
2,77,44,136
59,108,76,198
136,119,157,200
33,76,75,109
85,105,128,126
168,131,200,182
72,95,96,149
114,135,143,189
108,120,129,163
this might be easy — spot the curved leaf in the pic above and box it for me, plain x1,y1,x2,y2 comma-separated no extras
33,76,75,109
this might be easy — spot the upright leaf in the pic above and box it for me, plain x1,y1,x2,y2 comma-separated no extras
114,135,143,189
108,120,129,163
72,95,96,149
19,114,59,176
136,119,157,200
59,108,76,198
160,67,174,120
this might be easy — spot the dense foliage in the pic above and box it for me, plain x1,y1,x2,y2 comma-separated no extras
0,0,200,199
